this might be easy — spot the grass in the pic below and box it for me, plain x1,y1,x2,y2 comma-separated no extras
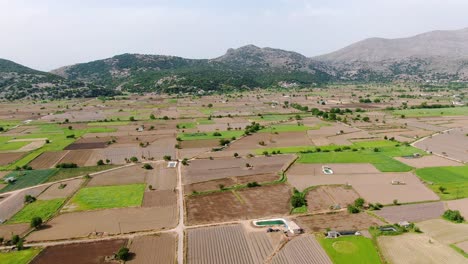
0,141,30,151
415,166,468,200
0,169,58,193
7,198,65,224
178,130,244,141
319,235,382,264
177,122,197,129
450,244,468,258
291,205,307,214
196,118,215,125
260,124,313,133
46,165,116,182
252,113,313,121
69,184,145,211
0,248,42,264
87,121,129,126
393,106,468,117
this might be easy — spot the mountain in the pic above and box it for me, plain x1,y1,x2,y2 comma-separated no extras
315,27,468,82
51,46,333,94
0,59,118,100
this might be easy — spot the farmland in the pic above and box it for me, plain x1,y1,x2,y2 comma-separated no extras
319,236,382,264
416,166,468,199
66,184,145,211
272,235,332,264
0,169,58,193
8,198,65,223
0,248,42,264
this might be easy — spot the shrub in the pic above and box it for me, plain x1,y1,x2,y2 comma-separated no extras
247,182,261,188
219,139,230,146
443,210,465,223
262,151,269,156
129,156,138,163
142,164,153,170
96,160,105,166
56,163,78,168
233,153,239,158
150,114,156,120
354,197,365,208
129,116,136,121
16,239,24,251
115,247,130,261
291,188,307,208
347,205,360,214
393,199,399,205
11,234,20,245
182,158,189,166
438,186,446,194
30,217,43,229
24,195,36,204
66,134,75,138
212,132,222,136
163,155,172,161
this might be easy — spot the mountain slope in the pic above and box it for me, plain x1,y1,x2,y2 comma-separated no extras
315,28,468,81
0,59,118,100
51,46,333,94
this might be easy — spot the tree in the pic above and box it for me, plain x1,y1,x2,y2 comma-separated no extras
354,198,365,208
347,205,360,214
212,132,222,136
129,116,136,121
142,164,153,170
129,156,138,163
115,247,130,261
182,158,189,165
24,195,36,204
96,160,105,166
30,217,43,229
438,186,446,194
149,114,156,120
442,210,464,223
11,234,20,245
163,155,172,161
362,116,370,122
233,153,239,158
16,239,24,251
207,103,213,108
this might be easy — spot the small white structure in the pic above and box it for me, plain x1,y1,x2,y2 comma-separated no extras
322,166,333,175
391,180,406,185
167,161,178,168
287,221,303,234
4,177,16,183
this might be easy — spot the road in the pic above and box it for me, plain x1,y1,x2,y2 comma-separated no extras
175,160,185,264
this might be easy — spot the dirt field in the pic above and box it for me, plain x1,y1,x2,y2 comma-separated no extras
414,127,468,162
27,205,177,241
58,150,92,166
38,179,84,200
184,173,279,193
394,155,464,168
306,185,359,213
229,132,314,150
271,234,332,264
142,190,177,207
0,223,30,238
0,152,25,166
378,233,466,264
180,139,220,148
295,211,384,232
186,184,291,225
128,233,176,264
187,223,282,264
29,151,69,169
455,240,468,253
152,162,177,190
65,142,108,150
288,164,438,204
183,155,294,184
417,219,468,244
0,185,49,221
374,202,445,223
446,198,468,218
30,239,127,264
87,165,148,186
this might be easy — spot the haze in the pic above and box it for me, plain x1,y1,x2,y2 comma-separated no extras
1,0,468,71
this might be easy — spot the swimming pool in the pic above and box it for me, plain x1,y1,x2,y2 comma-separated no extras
253,218,287,227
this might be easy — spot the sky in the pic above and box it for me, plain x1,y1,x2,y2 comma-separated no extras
1,0,468,71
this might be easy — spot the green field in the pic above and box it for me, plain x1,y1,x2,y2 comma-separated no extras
259,124,313,133
177,122,197,129
415,166,468,200
0,140,30,151
0,169,58,193
393,107,468,117
69,184,145,211
319,236,382,264
178,130,244,141
87,121,129,126
46,165,116,182
252,113,313,121
8,198,65,224
0,248,42,264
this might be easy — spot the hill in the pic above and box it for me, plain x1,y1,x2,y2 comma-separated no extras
315,28,468,82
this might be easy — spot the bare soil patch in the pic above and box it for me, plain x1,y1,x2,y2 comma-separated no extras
296,211,384,232
184,173,279,193
142,190,177,207
128,233,176,264
374,202,445,223
446,198,468,218
306,185,359,213
378,233,466,264
271,234,332,264
230,132,313,151
29,151,69,169
86,165,148,186
0,185,49,221
27,205,177,241
0,223,29,238
186,184,291,225
30,239,127,264
65,142,108,150
0,152,25,166
417,219,468,244
395,155,464,168
183,155,294,184
180,139,220,148
414,127,468,162
58,150,92,166
38,179,84,200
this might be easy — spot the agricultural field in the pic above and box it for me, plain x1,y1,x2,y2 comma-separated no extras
414,127,468,162
296,211,384,232
416,166,468,200
393,106,468,117
0,248,42,264
128,233,177,264
66,183,145,211
374,201,445,223
0,169,58,193
306,185,359,213
319,236,382,264
272,234,332,264
8,198,65,224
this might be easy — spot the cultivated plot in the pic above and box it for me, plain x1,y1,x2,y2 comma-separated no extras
272,234,332,264
374,202,445,223
128,233,176,264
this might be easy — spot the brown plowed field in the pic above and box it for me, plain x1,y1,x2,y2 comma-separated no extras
296,211,384,232
417,219,468,244
142,190,177,207
0,223,29,238
306,185,359,213
152,162,177,190
38,179,84,200
58,150,92,166
65,142,108,150
183,155,294,184
29,151,69,169
0,152,25,166
229,132,313,151
187,224,269,264
86,165,148,186
128,233,176,264
395,155,464,168
180,139,220,148
27,205,177,241
186,184,291,225
374,202,445,223
414,127,468,162
271,234,332,264
184,173,279,193
446,198,468,218
378,233,467,264
30,239,128,264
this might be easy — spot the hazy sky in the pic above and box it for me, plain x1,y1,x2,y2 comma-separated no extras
1,0,468,71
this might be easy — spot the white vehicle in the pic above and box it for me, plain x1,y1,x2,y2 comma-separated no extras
322,166,333,174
